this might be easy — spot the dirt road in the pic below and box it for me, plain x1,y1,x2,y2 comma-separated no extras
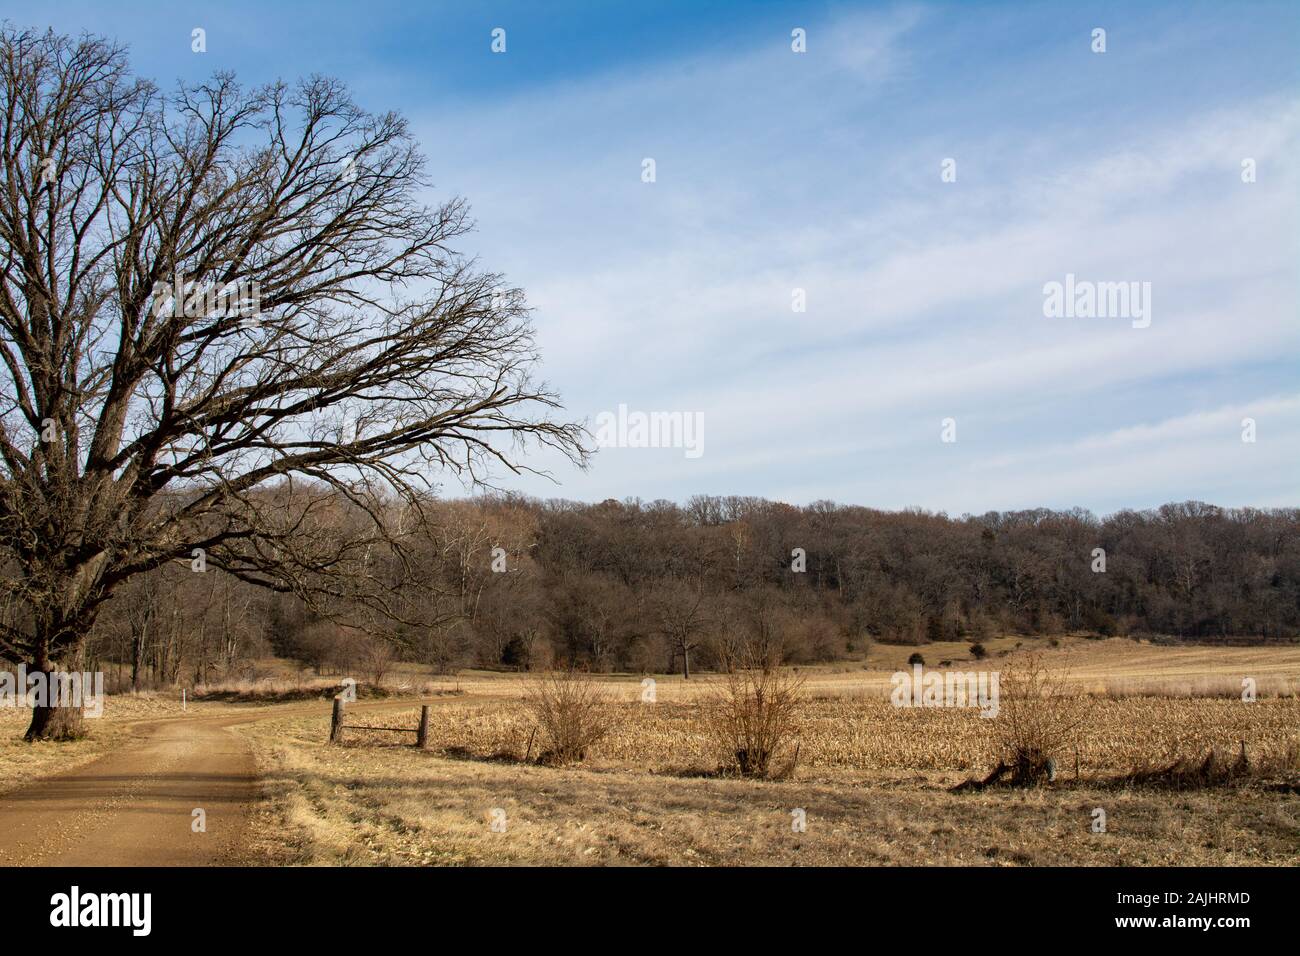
0,698,451,866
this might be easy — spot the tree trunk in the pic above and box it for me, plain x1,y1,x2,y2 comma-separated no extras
23,613,96,741
24,645,88,741
132,627,146,692
25,688,86,741
681,643,690,680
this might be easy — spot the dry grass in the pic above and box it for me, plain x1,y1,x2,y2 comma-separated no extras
1118,741,1300,790
194,677,414,703
323,693,1298,779
236,701,1300,866
4,638,1298,866
231,657,1300,866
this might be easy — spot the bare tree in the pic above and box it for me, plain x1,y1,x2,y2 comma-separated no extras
655,581,709,679
0,29,584,738
415,620,469,676
355,635,396,687
121,572,163,692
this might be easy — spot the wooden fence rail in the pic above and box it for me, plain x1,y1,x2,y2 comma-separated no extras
329,698,430,749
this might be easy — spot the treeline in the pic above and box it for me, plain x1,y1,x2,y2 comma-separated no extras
85,495,1300,684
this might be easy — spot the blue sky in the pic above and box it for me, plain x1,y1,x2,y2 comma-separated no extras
10,1,1299,514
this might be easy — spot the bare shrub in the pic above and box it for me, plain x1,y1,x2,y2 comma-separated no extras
702,648,806,778
523,670,612,765
983,651,1087,787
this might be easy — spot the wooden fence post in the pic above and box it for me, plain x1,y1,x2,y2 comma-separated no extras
329,697,345,744
417,705,430,749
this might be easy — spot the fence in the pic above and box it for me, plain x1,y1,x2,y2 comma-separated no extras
328,698,431,748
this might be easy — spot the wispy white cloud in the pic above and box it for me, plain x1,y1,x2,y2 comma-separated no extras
409,7,1300,511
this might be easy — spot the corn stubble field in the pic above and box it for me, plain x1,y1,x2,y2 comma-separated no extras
1,637,1295,865
226,639,1300,867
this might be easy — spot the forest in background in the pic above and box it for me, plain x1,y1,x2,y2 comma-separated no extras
75,494,1300,689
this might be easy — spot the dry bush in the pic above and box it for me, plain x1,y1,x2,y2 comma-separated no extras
1120,740,1300,790
192,677,392,703
523,670,612,765
984,651,1087,786
702,649,806,778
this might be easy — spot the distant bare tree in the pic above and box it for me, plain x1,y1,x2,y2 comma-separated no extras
355,636,396,687
656,581,709,679
121,572,164,692
0,28,584,738
415,620,469,676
